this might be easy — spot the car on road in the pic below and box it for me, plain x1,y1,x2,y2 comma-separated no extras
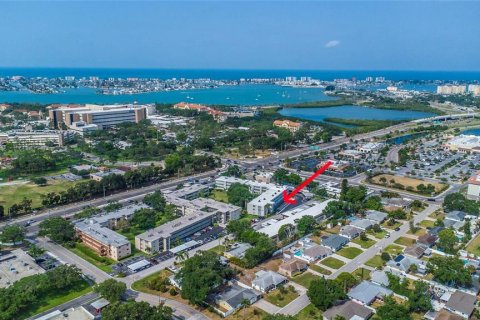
394,227,401,231
385,233,390,238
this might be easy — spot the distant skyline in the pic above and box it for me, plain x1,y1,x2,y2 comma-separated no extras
1,1,479,71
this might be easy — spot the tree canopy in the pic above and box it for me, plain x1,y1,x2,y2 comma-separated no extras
94,279,127,303
427,256,472,287
38,217,75,243
307,277,346,311
101,301,172,320
175,251,235,305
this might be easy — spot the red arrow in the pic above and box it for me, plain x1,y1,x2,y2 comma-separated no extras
282,160,333,205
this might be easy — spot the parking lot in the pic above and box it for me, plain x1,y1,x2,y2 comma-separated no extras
111,226,225,276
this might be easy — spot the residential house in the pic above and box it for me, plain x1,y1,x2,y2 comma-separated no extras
364,210,388,223
278,259,308,277
300,245,332,262
273,120,302,133
348,281,393,306
417,234,438,247
370,270,390,287
381,197,413,211
445,291,477,319
224,243,253,259
350,219,375,231
252,270,288,293
322,234,349,252
386,254,427,275
445,211,467,222
213,284,261,317
429,226,445,237
404,244,429,259
323,300,373,320
340,225,363,240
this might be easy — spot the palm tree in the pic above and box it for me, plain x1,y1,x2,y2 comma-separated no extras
240,298,250,319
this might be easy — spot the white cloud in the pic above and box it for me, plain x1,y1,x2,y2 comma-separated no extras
325,40,340,48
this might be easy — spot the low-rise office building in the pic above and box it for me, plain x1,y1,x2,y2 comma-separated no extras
247,187,285,217
1,130,71,148
467,171,480,200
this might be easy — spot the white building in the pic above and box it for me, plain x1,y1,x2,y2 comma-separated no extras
247,187,285,217
445,135,480,153
468,84,480,96
0,130,71,148
467,171,480,200
437,85,467,95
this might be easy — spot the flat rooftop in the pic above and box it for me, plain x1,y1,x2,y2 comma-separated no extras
257,200,333,237
0,249,45,288
75,221,130,247
136,210,216,242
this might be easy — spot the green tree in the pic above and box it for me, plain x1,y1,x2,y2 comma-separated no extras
224,165,242,178
375,296,412,320
227,183,254,208
427,256,472,287
143,191,166,211
102,301,172,320
437,228,457,254
262,315,297,320
32,177,48,186
131,208,157,230
278,224,295,241
38,217,75,243
409,281,432,312
364,196,383,210
307,278,346,311
175,251,235,305
296,215,316,236
0,224,25,244
104,202,123,213
94,279,127,302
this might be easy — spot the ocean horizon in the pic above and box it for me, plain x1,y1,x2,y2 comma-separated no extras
1,68,480,81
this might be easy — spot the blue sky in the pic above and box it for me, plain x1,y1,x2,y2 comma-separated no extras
0,1,479,70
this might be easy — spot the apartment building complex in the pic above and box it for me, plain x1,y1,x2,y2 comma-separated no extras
436,85,467,95
73,204,147,260
135,210,216,253
0,130,71,148
273,119,302,133
48,103,147,130
467,171,480,200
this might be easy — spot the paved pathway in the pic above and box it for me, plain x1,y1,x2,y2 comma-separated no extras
254,299,281,314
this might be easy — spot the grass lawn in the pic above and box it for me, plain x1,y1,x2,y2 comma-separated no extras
394,236,416,247
365,255,384,268
0,179,79,210
352,237,376,249
208,245,226,255
407,227,427,236
68,242,115,273
309,264,332,275
367,229,387,239
297,304,322,320
292,272,320,288
264,287,299,307
384,244,404,256
381,220,402,230
210,190,229,203
336,247,363,259
419,220,435,228
466,233,480,256
131,269,173,293
320,257,345,269
371,174,447,195
18,280,92,319
353,268,371,280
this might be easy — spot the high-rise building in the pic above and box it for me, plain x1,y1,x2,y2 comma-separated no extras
468,85,480,96
436,85,467,95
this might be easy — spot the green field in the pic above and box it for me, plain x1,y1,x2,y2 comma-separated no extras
264,288,299,307
297,304,323,320
367,229,387,239
19,281,92,319
320,257,345,269
466,234,480,256
131,269,173,293
394,237,416,247
419,220,436,228
292,272,320,288
336,247,363,259
352,237,376,248
384,244,404,256
210,190,229,203
365,255,384,268
208,245,226,255
353,268,371,280
309,264,332,275
0,179,79,210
